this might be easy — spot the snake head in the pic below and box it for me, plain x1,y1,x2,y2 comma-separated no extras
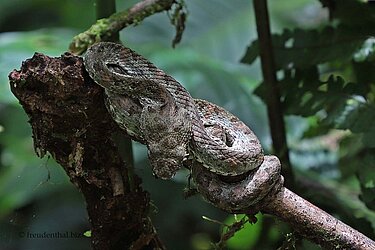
147,142,188,179
149,157,181,179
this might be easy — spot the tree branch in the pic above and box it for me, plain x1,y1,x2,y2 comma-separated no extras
264,188,375,250
69,0,176,54
252,0,294,188
193,157,375,249
9,52,164,250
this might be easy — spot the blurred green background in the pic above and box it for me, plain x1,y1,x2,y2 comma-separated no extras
1,0,374,249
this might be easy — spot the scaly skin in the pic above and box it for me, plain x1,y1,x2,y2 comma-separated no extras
83,42,264,179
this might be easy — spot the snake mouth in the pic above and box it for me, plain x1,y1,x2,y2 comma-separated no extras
199,161,256,183
216,169,254,183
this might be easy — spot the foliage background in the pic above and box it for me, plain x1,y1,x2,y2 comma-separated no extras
0,0,374,249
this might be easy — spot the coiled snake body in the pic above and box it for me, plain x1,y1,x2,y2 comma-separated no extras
84,42,263,179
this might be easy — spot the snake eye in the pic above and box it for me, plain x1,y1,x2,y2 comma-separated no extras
224,130,234,147
106,63,129,75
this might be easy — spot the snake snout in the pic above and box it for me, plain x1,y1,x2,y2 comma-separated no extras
150,157,181,180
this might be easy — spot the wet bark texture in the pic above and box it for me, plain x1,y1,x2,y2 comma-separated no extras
9,52,164,250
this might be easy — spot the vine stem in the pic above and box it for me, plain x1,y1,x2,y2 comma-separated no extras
252,0,294,188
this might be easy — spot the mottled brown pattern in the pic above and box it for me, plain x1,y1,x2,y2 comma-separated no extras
83,42,264,179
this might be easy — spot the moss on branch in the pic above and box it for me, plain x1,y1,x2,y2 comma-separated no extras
69,0,175,54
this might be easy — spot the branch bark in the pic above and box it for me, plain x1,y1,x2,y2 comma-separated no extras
69,0,175,54
9,52,164,250
264,188,375,250
193,160,375,249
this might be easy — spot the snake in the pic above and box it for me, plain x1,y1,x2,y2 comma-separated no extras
83,42,264,179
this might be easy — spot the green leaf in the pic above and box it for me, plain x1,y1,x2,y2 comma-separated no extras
353,38,375,62
224,214,262,250
356,152,375,210
83,230,92,237
338,135,363,178
328,0,375,28
241,26,365,70
255,67,367,121
336,102,375,148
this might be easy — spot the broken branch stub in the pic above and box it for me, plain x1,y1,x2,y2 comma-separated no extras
9,52,163,250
